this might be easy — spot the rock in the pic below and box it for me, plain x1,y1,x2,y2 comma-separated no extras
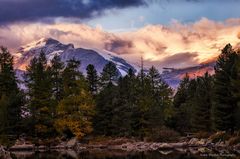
197,139,206,146
233,143,240,149
121,142,136,151
205,139,213,146
150,143,160,150
9,138,35,151
189,148,199,154
65,150,78,158
54,142,67,149
197,147,212,153
137,143,151,151
9,144,35,151
233,144,240,154
158,150,173,155
0,145,12,159
158,143,173,149
188,138,206,146
171,142,187,148
175,148,187,153
188,138,199,146
38,145,47,151
86,144,107,149
208,131,226,143
76,144,87,151
215,141,226,147
66,137,78,149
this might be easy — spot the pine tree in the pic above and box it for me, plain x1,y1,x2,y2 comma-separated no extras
173,74,190,108
50,55,64,102
213,44,238,133
86,64,98,95
112,68,137,136
0,47,24,135
134,66,174,139
172,74,195,132
231,53,240,130
193,72,213,131
148,66,161,90
100,62,118,87
94,62,119,135
54,81,95,139
62,59,82,96
25,51,54,137
54,59,95,139
94,83,119,136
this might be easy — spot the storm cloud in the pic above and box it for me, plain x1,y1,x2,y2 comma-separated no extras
0,0,146,24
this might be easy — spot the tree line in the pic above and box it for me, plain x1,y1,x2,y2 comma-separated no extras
0,43,240,143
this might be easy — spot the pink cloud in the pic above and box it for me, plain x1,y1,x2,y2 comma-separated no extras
0,18,240,69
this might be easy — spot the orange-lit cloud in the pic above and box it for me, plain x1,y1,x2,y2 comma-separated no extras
0,17,240,69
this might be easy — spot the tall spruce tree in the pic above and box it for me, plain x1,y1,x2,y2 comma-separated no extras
25,51,54,137
112,68,137,136
86,64,98,95
55,59,95,139
148,66,161,90
62,59,82,96
147,66,173,132
94,62,119,136
193,72,213,131
213,44,238,132
173,74,190,108
100,62,118,87
50,55,64,102
0,47,23,135
172,74,195,132
231,53,240,130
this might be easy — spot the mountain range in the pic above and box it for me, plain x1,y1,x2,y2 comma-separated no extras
13,38,215,89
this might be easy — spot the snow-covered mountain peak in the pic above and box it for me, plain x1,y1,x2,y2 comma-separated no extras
14,38,136,76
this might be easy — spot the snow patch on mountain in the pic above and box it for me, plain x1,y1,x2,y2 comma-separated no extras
13,38,216,89
14,38,137,76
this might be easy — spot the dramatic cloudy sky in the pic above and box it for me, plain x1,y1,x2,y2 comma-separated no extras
0,0,240,69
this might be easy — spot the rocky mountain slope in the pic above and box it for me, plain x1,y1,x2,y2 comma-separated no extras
14,38,136,76
162,62,215,89
13,38,216,89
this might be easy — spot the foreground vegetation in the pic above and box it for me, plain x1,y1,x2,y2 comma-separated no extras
0,44,240,146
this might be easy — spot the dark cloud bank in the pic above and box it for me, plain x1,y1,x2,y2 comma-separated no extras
0,0,146,24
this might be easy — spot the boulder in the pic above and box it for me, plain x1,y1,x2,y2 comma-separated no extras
76,144,87,151
38,145,47,151
66,137,78,149
136,143,151,151
197,139,206,146
158,143,173,149
205,139,213,146
215,141,226,147
150,143,160,150
189,148,199,154
197,147,212,153
233,144,240,154
158,150,173,155
0,145,12,159
54,142,67,149
208,131,226,143
170,142,187,148
121,142,136,151
9,144,35,151
188,138,199,146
